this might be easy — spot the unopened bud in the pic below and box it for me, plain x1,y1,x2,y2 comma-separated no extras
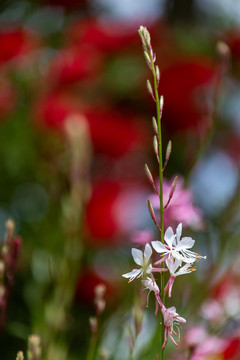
145,164,158,194
152,117,158,135
16,351,24,360
89,317,98,334
162,140,172,173
166,140,172,161
217,41,230,60
155,65,160,85
96,298,106,315
145,164,154,184
144,51,152,69
169,176,178,198
146,80,154,100
148,200,156,223
99,349,110,360
5,219,15,239
160,96,164,114
94,284,106,300
153,136,159,162
28,335,41,360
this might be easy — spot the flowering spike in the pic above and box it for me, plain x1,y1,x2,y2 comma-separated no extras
153,135,159,163
145,164,159,195
147,80,155,100
16,352,24,360
162,140,172,172
148,200,161,232
28,335,41,360
155,65,160,86
164,176,178,210
152,117,158,136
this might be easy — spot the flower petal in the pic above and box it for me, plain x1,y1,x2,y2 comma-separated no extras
144,243,152,263
175,237,195,251
151,240,167,253
176,223,182,240
122,268,142,280
131,248,143,265
164,227,175,247
166,258,182,274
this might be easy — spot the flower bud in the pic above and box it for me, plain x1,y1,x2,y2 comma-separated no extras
89,317,98,334
152,117,158,136
16,351,24,360
28,335,41,360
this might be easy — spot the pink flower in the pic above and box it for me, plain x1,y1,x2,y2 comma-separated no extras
161,305,186,348
150,177,203,230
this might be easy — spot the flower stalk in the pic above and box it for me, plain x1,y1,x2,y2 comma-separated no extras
139,25,166,360
123,26,206,358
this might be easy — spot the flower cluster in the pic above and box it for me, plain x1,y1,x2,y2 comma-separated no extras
122,26,206,352
123,224,205,348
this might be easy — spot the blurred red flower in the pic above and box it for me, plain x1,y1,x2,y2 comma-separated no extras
85,181,122,244
85,107,147,158
76,269,113,304
223,337,240,359
34,92,81,129
67,18,139,53
35,94,147,157
159,58,216,132
226,30,240,59
0,28,39,66
48,46,102,86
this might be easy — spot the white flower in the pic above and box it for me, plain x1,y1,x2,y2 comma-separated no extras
164,258,195,297
122,243,152,282
166,258,195,277
152,223,206,264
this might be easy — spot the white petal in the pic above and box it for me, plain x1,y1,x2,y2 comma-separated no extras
151,241,167,253
177,316,186,323
164,227,175,247
146,264,152,274
175,264,193,276
175,237,195,251
122,268,142,280
131,248,143,265
166,258,181,274
144,243,152,262
176,223,182,240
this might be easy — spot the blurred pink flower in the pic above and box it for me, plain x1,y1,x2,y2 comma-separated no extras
150,177,203,230
190,336,227,360
184,325,208,348
131,230,154,245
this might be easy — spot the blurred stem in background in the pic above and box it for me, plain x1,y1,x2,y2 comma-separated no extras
41,115,91,360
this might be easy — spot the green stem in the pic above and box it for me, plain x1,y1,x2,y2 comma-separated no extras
152,63,165,360
86,334,97,360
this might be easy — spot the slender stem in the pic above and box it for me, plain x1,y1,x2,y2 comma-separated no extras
152,62,165,360
86,334,97,360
